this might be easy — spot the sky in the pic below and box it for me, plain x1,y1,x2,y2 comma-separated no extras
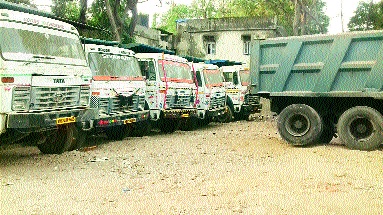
33,0,378,34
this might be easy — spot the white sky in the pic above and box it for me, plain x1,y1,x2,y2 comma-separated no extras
33,0,378,34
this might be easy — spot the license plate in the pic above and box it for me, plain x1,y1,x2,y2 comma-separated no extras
56,116,76,125
181,113,189,118
124,118,137,124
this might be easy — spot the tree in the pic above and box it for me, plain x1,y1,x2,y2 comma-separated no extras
158,4,193,34
4,0,35,7
51,0,81,22
348,1,383,31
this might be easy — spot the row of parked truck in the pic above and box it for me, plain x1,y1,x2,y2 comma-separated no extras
3,1,382,153
0,3,260,154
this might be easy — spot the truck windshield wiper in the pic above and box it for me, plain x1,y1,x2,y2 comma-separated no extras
32,55,55,59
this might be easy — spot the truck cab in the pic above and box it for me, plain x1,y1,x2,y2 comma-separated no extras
83,41,150,139
136,53,197,132
191,63,226,125
221,65,261,121
0,5,97,154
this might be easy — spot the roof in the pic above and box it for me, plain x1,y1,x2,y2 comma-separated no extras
204,60,242,67
120,43,175,55
180,55,205,63
81,38,120,46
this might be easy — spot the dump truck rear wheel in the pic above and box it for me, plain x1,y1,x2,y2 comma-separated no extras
37,124,76,154
337,106,383,151
278,104,323,146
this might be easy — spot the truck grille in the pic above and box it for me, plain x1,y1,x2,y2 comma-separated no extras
30,86,80,110
166,95,191,108
210,96,226,109
91,95,145,115
244,94,260,105
12,87,31,111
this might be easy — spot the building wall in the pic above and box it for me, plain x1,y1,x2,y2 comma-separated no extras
175,17,284,65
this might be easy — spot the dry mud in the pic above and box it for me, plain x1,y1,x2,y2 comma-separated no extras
1,119,382,214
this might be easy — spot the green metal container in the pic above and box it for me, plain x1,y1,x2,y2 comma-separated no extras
250,30,383,151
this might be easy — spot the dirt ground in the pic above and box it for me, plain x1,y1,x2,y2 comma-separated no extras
1,117,382,215
1,98,383,215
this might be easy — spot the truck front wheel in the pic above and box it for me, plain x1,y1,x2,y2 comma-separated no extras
105,125,129,140
337,106,383,151
278,104,323,146
37,124,76,154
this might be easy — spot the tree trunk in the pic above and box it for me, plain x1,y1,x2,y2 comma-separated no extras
104,0,121,41
79,0,87,24
293,0,300,36
127,2,138,37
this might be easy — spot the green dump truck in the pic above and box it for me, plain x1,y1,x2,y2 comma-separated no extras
250,30,383,151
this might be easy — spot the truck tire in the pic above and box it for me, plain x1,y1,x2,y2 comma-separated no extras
131,120,152,137
37,124,76,154
180,117,197,131
68,128,87,151
277,104,323,146
337,106,383,151
105,125,129,140
159,119,179,133
217,106,234,123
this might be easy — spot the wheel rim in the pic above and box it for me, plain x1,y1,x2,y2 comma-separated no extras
285,113,311,137
348,117,374,140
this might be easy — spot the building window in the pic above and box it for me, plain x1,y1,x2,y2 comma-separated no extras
204,35,216,55
242,35,251,55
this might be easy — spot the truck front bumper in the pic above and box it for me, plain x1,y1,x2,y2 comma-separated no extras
95,110,150,128
7,107,98,132
206,106,226,117
162,109,197,119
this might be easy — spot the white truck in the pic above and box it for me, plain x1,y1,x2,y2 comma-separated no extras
83,39,150,139
0,4,97,153
221,65,262,121
136,53,197,132
191,63,226,126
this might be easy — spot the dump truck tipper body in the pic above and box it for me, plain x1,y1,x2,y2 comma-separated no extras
250,30,383,150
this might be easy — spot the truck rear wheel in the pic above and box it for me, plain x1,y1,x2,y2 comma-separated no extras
337,106,383,151
37,124,76,154
278,104,323,146
105,125,129,140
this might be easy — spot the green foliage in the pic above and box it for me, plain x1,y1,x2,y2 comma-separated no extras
157,0,328,36
51,0,81,22
4,0,34,7
348,1,383,31
158,4,193,34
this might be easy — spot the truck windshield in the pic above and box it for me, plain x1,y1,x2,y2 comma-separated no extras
138,60,156,81
203,69,223,86
239,70,250,86
88,53,141,77
223,72,234,83
159,60,193,83
0,26,86,65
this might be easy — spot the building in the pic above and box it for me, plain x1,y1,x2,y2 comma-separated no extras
174,17,286,65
